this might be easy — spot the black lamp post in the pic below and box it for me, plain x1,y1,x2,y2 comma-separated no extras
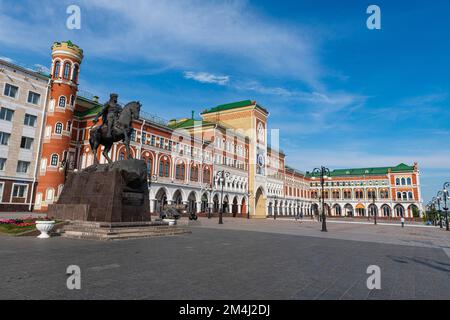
312,166,330,232
216,170,230,224
433,196,442,228
204,184,213,219
246,191,251,219
274,194,278,220
440,182,449,231
372,192,377,225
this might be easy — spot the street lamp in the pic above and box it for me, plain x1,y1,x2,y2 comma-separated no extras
433,196,443,228
246,191,252,219
216,170,230,224
273,194,278,220
440,182,449,231
371,191,377,225
312,166,330,232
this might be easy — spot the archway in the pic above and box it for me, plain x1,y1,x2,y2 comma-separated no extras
213,194,219,213
155,188,168,213
381,204,391,217
324,203,331,216
223,195,230,214
344,203,353,217
173,189,183,205
333,204,342,216
232,196,239,217
355,203,365,216
255,187,266,217
368,204,378,217
408,204,419,218
394,204,405,217
201,192,209,213
187,191,197,214
241,197,247,217
311,203,319,217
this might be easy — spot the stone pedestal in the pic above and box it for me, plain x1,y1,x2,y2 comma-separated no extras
48,159,150,222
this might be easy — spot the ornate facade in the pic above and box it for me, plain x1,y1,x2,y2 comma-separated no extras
0,41,423,218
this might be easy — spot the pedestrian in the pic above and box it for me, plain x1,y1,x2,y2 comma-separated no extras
401,216,405,228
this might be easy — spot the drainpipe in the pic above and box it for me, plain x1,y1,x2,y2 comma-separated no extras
29,78,51,211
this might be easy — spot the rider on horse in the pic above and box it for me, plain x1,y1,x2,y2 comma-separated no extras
93,93,122,139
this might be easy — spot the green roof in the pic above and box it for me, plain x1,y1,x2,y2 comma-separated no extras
74,96,102,117
201,100,256,114
168,118,215,129
306,163,415,177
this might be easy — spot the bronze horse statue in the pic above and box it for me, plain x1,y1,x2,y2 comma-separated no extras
89,101,141,164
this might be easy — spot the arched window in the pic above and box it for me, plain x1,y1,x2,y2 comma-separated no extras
70,95,75,106
55,122,63,134
397,192,402,200
395,178,400,186
145,157,152,176
203,167,211,183
408,191,413,200
176,163,185,180
46,188,54,201
407,177,412,185
59,96,66,107
190,165,199,182
50,154,58,166
119,152,125,161
401,177,406,185
53,61,61,78
72,64,79,82
402,192,407,200
159,158,170,178
67,121,72,132
63,62,71,79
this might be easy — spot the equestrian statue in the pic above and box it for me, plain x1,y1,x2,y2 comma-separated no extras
90,93,141,164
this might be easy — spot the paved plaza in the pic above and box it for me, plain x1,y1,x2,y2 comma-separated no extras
0,218,449,300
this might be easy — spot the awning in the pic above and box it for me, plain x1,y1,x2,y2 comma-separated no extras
356,203,365,209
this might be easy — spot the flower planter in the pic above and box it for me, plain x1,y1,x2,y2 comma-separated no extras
35,220,55,239
163,219,176,226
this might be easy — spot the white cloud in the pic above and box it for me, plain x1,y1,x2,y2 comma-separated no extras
33,64,50,74
184,71,229,85
0,0,323,88
0,56,14,63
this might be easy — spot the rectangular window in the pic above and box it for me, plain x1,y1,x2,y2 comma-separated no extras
24,114,37,127
0,158,6,170
168,140,172,151
0,107,14,121
12,184,27,198
16,161,30,173
160,138,164,148
141,132,146,144
151,135,155,146
27,91,41,105
20,136,34,149
3,83,18,98
0,131,10,145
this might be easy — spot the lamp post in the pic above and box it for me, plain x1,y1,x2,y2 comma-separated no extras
371,191,377,225
216,170,230,224
440,182,449,231
433,196,442,228
246,191,252,219
312,166,330,232
273,194,278,220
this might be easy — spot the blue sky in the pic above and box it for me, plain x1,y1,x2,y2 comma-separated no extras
1,0,449,203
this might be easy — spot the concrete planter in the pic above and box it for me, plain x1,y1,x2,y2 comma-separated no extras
35,221,55,239
163,219,176,226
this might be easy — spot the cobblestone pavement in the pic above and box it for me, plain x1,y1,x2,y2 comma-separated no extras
1,218,449,300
